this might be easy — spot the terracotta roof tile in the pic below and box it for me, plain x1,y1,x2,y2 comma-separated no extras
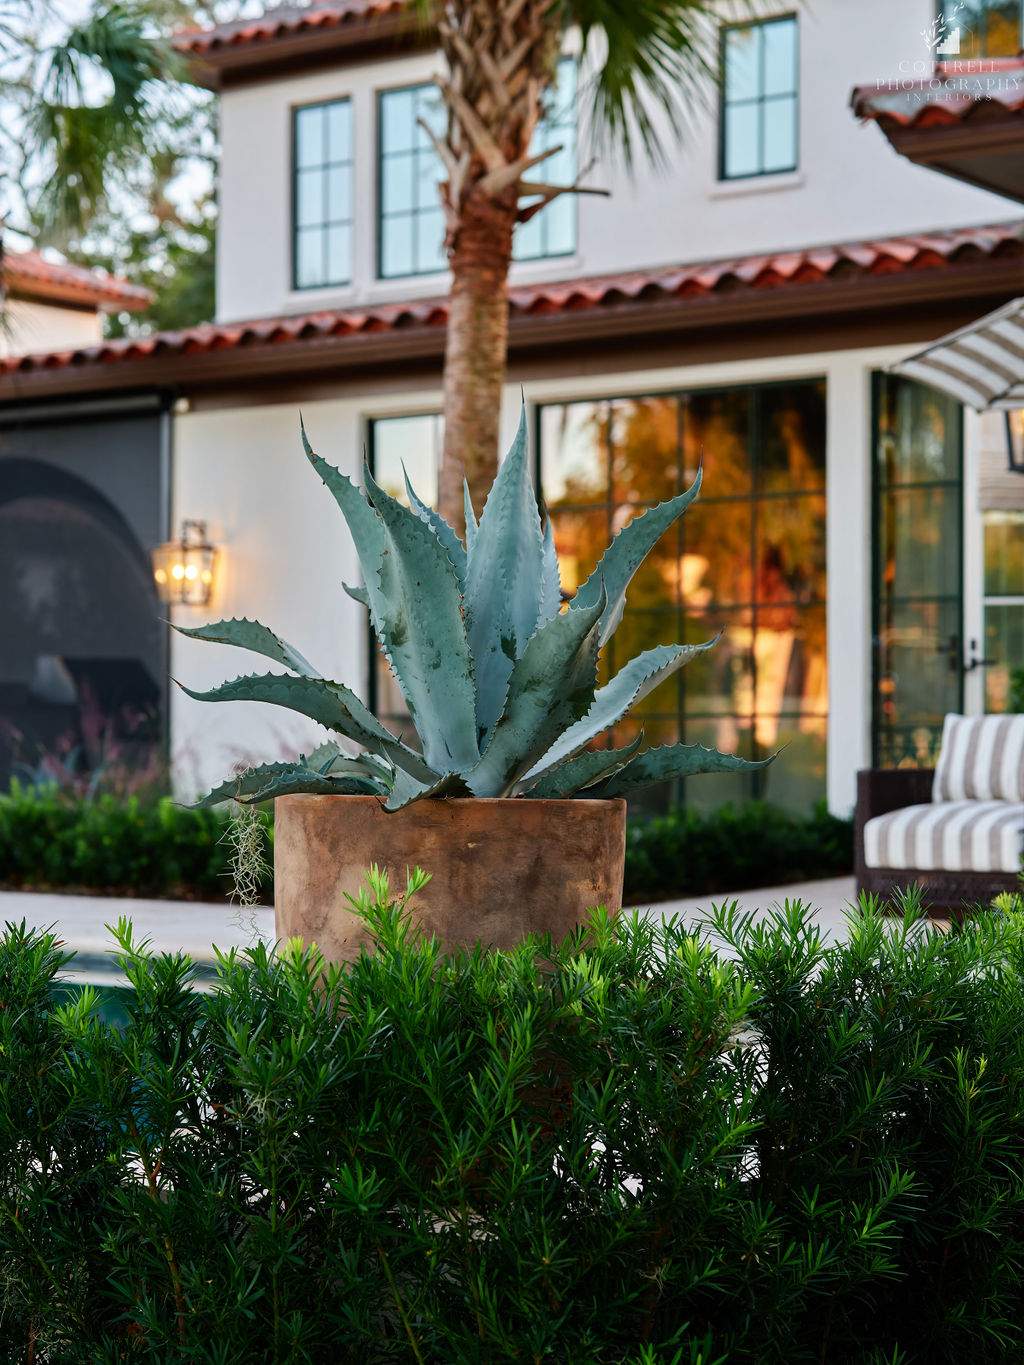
1,220,1021,379
3,249,152,311
174,0,406,56
852,58,1024,129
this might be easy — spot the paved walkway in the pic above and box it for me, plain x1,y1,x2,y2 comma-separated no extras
0,877,858,987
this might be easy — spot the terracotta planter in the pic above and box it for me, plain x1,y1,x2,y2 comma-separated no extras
274,794,626,960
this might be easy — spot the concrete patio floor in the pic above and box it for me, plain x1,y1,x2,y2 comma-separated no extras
0,876,859,987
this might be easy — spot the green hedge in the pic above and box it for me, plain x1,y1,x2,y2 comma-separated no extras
3,882,1024,1361
0,786,852,905
0,787,269,902
624,801,854,904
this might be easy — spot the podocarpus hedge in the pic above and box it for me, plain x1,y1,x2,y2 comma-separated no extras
0,784,851,904
3,876,1024,1362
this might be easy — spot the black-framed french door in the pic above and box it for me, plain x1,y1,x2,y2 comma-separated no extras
871,372,964,768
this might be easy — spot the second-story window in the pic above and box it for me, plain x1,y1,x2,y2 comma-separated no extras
720,16,798,181
514,56,578,262
941,1,1023,57
378,83,448,279
293,98,353,290
377,61,579,280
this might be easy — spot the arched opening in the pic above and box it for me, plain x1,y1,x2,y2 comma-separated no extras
0,458,164,789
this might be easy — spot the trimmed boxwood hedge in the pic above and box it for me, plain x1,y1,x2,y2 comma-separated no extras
0,785,851,905
2,880,1024,1361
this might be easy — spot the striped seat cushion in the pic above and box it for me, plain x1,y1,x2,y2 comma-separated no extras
863,800,1024,873
932,714,1024,803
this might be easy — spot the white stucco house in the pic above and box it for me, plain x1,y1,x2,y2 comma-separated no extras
0,0,1022,815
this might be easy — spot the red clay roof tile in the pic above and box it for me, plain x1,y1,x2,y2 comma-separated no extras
4,249,152,312
1,220,1021,378
852,58,1024,129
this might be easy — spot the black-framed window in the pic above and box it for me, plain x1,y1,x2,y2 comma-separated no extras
292,98,354,290
377,60,579,280
539,381,827,815
940,1,1023,57
720,15,798,181
871,374,963,768
514,56,578,262
377,84,448,280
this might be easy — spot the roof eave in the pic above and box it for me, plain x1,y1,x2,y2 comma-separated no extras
176,11,428,90
879,114,1024,204
2,252,1020,402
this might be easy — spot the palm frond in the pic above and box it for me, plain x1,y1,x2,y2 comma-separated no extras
566,0,757,168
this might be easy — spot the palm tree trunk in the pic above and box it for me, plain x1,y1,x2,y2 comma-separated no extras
438,189,517,531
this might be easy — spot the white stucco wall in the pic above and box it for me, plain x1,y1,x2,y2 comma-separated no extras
169,342,960,815
1,299,102,357
215,0,1015,325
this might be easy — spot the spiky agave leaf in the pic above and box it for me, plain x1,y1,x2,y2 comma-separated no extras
384,769,469,813
173,618,318,678
466,586,606,797
176,672,436,783
194,757,386,807
520,640,716,785
342,582,369,607
463,479,478,550
463,404,558,739
519,734,644,799
304,421,478,775
570,467,702,646
402,463,467,587
585,742,773,799
362,462,480,774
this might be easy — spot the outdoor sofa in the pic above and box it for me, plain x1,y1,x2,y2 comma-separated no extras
855,714,1024,912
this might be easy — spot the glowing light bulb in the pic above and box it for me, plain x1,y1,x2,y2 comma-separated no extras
184,563,198,581
171,563,186,581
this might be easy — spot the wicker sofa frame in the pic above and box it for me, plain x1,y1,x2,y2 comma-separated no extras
854,768,1021,914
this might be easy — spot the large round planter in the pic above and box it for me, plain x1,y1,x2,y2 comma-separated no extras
274,794,627,961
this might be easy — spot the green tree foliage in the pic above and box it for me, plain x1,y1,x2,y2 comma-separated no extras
1,0,225,332
3,882,1024,1359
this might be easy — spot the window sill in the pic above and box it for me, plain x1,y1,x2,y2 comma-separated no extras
708,171,805,201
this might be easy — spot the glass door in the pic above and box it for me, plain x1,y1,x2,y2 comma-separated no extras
872,374,963,767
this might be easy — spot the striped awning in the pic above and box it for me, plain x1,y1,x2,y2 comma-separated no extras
893,296,1024,410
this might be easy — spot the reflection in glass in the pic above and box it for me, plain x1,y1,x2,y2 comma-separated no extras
610,397,679,505
985,604,1024,714
944,0,1021,58
683,388,751,493
984,511,1024,596
983,510,1024,714
757,493,826,606
537,380,828,810
873,375,962,763
682,501,754,606
371,413,443,507
540,401,608,505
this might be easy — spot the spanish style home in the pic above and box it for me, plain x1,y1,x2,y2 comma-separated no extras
0,0,1022,814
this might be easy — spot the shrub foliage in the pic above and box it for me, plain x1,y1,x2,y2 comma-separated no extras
624,800,854,904
0,785,850,905
2,877,1023,1361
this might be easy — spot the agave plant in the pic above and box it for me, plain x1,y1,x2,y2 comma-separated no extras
178,408,768,810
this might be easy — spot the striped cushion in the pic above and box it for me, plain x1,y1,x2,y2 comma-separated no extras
863,800,1024,873
932,714,1024,803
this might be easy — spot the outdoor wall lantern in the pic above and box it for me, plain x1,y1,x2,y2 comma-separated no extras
151,519,218,607
1006,411,1024,475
